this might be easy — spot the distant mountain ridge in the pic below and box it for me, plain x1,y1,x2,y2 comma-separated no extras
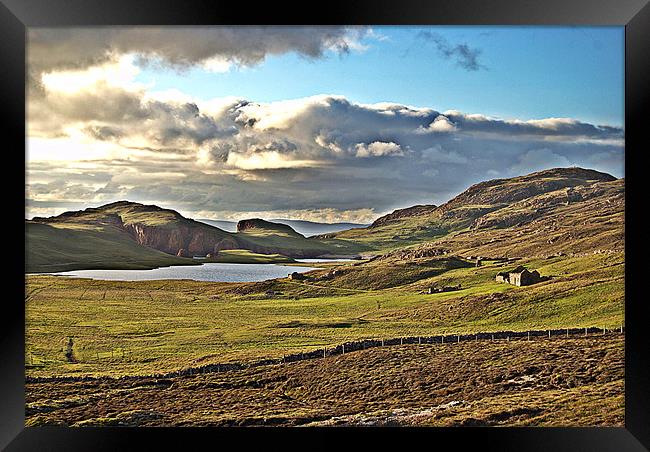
197,218,368,237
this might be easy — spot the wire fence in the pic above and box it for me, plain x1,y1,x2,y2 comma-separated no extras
26,325,624,384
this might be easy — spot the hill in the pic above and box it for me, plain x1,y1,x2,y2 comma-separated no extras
26,202,343,272
317,167,619,252
25,167,621,272
24,167,625,427
234,218,355,258
197,218,368,237
26,220,194,273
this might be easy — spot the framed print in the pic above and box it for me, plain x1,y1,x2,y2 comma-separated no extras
2,0,649,450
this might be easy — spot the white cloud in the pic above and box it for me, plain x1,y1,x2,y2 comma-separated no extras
419,115,458,133
201,56,233,73
354,141,404,158
226,151,320,170
28,26,373,77
26,65,624,222
40,54,145,94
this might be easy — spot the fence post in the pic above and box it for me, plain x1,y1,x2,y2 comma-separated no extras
491,334,494,342
566,328,569,338
548,330,551,339
527,331,530,341
585,327,588,336
342,344,345,354
441,336,444,344
418,337,421,345
400,337,403,346
323,348,326,358
620,325,623,333
457,335,460,343
381,338,384,347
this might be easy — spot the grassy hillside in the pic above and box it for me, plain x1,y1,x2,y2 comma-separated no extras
320,167,619,253
209,249,295,264
236,218,362,257
25,250,623,378
26,203,352,272
26,221,194,273
24,167,626,427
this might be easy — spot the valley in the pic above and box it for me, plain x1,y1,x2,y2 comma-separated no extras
24,167,626,426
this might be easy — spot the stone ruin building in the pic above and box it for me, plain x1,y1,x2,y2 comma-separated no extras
496,265,542,286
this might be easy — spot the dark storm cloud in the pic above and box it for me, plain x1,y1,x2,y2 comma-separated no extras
28,26,367,75
417,31,486,71
30,84,239,145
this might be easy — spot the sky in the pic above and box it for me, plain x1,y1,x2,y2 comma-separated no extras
26,26,625,223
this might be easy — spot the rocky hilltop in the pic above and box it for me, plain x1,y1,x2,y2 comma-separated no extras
438,167,615,213
424,177,624,258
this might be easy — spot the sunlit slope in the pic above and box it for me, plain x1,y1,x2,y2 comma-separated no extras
26,202,354,272
26,221,193,273
319,167,618,252
235,218,365,257
25,251,623,378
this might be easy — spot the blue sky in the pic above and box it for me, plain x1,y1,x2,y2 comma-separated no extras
137,26,624,127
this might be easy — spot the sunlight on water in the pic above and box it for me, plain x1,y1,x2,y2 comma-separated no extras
46,262,318,282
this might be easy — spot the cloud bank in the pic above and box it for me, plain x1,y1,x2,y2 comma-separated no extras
26,31,624,221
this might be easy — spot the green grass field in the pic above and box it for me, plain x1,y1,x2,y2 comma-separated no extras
25,252,623,378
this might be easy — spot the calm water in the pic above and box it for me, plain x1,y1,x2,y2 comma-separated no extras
294,258,357,263
46,262,319,283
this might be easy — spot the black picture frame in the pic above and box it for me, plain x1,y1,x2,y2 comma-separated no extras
2,0,647,450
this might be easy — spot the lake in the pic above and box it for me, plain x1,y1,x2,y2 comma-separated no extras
46,262,320,283
294,258,357,263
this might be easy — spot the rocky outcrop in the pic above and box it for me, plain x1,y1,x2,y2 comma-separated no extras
122,222,239,257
